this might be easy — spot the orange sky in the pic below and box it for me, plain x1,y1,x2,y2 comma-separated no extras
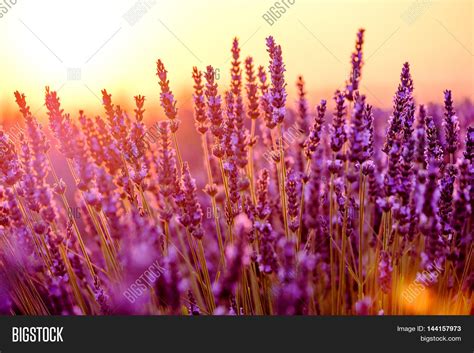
0,0,472,120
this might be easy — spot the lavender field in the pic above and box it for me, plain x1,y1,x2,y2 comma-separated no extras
0,30,472,315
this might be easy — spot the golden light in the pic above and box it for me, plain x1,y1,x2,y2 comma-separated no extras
0,0,472,120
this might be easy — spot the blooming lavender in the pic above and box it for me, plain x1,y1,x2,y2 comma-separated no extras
346,28,365,101
266,36,287,127
305,147,324,230
378,251,393,293
205,65,225,158
285,168,301,232
213,237,248,313
425,115,444,165
383,63,413,155
465,127,473,162
296,76,309,134
45,87,76,159
415,104,427,166
304,100,326,158
420,164,446,267
177,162,204,239
354,296,372,315
257,221,278,275
15,92,58,224
245,57,259,121
258,65,274,130
0,131,22,186
330,90,347,154
256,169,271,220
349,94,369,164
156,121,179,222
437,164,457,241
0,32,472,317
230,37,244,120
192,67,208,134
383,140,401,200
156,59,178,122
443,90,459,159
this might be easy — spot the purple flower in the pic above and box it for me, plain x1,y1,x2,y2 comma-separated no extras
230,37,244,121
213,238,248,312
93,276,110,315
44,87,76,159
437,164,457,241
330,90,347,153
420,164,448,265
205,65,225,158
378,251,393,293
245,57,260,121
192,67,208,134
257,221,278,274
156,121,179,221
285,168,301,232
383,62,413,155
346,28,365,101
464,127,473,162
383,140,401,199
258,66,274,129
156,59,178,121
396,102,416,233
256,169,271,220
177,162,204,239
415,104,427,166
349,94,370,164
443,90,459,157
0,131,22,186
305,146,324,230
425,115,444,165
223,157,241,207
304,99,326,158
355,296,372,315
266,36,287,126
296,76,309,134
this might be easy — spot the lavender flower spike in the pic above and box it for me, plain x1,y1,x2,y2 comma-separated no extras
443,90,459,159
330,90,347,153
346,28,365,101
266,36,287,126
349,94,369,164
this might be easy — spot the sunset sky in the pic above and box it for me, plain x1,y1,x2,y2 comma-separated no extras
0,0,472,119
